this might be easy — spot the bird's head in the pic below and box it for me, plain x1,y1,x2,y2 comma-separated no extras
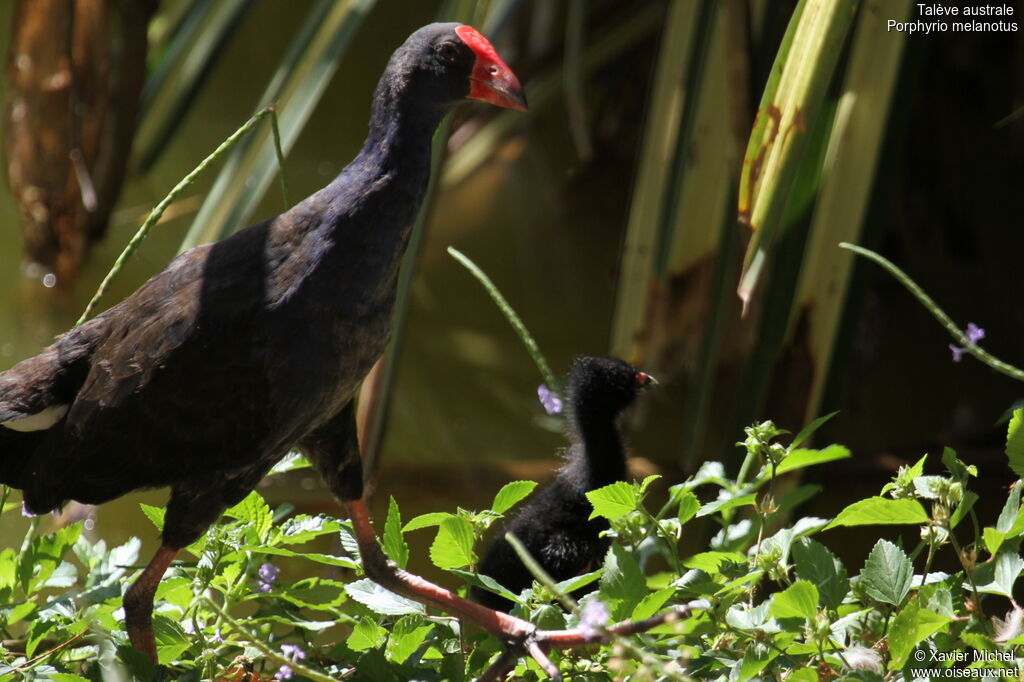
568,356,656,421
387,22,527,112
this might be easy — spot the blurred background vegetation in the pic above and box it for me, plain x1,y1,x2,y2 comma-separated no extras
0,0,1021,575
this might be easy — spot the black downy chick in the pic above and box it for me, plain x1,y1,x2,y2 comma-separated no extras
472,356,654,611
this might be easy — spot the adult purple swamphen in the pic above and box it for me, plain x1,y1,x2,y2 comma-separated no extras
0,21,523,660
473,357,654,612
0,23,685,679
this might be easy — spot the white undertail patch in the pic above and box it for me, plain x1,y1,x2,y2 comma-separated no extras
2,404,69,432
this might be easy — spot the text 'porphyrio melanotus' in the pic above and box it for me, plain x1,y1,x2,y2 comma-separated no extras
473,357,655,612
0,23,686,680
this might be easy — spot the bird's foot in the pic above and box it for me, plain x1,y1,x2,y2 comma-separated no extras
478,606,693,681
345,499,693,681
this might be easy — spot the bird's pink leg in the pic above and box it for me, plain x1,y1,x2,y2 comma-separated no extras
123,545,178,663
344,499,691,681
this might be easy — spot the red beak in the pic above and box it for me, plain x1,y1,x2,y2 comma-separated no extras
455,25,527,111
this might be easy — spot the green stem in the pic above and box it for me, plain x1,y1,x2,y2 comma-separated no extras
201,597,343,682
267,104,291,208
505,532,577,611
447,247,561,395
77,106,284,326
840,242,1024,382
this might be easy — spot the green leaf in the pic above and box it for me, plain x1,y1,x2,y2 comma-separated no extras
345,579,425,615
277,514,342,545
278,579,347,609
224,491,272,541
950,490,978,530
553,569,602,596
139,504,165,531
792,538,849,610
268,451,312,475
677,491,700,526
348,616,388,651
887,598,951,669
984,527,1008,556
738,642,778,681
153,614,190,664
860,539,913,606
978,551,1024,597
631,587,674,621
696,492,757,518
941,446,976,480
587,481,638,520
448,569,523,605
491,480,538,515
785,670,819,682
600,544,646,620
1007,409,1024,477
403,512,454,532
386,614,433,664
429,516,476,570
383,496,408,569
770,580,819,621
790,411,838,449
683,551,747,574
240,545,358,570
826,497,929,529
49,675,91,682
639,474,662,494
773,444,851,476
996,483,1021,533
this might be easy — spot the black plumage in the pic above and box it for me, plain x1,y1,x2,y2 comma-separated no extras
472,356,654,612
0,22,525,661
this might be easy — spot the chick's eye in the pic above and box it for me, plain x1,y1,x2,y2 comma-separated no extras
436,42,459,64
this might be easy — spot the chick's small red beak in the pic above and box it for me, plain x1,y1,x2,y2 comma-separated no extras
455,25,527,111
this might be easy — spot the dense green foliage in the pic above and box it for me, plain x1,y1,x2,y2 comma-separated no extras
2,410,1022,680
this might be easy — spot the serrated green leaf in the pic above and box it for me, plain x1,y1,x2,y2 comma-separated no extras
277,514,342,545
770,580,819,621
887,598,950,669
738,642,778,680
224,491,272,541
403,512,455,532
677,491,700,526
383,496,408,569
632,587,674,621
785,669,818,682
793,538,849,610
826,497,929,529
773,444,851,476
491,480,538,515
860,539,913,606
600,544,647,620
278,579,347,609
1007,409,1024,476
429,516,476,570
912,475,949,500
386,614,432,664
683,551,747,574
140,504,165,531
639,474,662,494
348,616,388,651
153,614,190,663
941,446,976,480
587,481,638,520
345,579,425,615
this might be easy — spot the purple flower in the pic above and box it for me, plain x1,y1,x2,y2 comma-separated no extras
578,598,610,639
275,665,293,680
949,322,986,363
256,562,279,593
21,501,34,518
537,384,563,415
281,643,307,662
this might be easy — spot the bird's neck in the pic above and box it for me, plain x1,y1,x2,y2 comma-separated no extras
568,413,628,490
